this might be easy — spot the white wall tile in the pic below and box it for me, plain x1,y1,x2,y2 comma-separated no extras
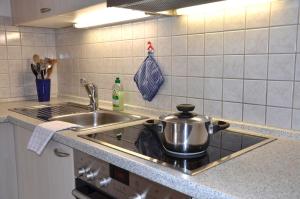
158,76,171,95
244,55,268,79
132,22,145,39
172,16,187,36
0,60,8,73
295,54,300,80
204,100,222,117
157,37,171,56
122,24,133,40
269,25,297,53
6,32,20,45
204,7,224,32
187,77,203,98
292,109,300,130
246,2,270,28
245,28,269,54
244,80,267,105
297,25,300,52
243,104,266,125
188,56,204,77
172,76,187,97
205,32,223,55
172,56,187,76
188,34,204,55
0,87,10,98
7,46,21,60
145,19,157,38
0,74,9,87
157,56,172,76
267,81,294,108
224,4,245,31
224,30,245,55
223,79,243,102
187,15,204,34
172,35,187,56
0,31,6,45
187,98,203,115
268,54,295,80
132,39,145,57
223,102,243,121
205,56,223,77
0,46,7,59
266,106,292,129
270,0,299,26
204,78,222,100
157,17,172,37
293,82,300,108
223,55,244,78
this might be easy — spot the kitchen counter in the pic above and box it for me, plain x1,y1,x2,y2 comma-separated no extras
1,98,300,199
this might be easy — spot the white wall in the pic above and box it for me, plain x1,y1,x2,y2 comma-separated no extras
0,0,11,17
56,0,300,131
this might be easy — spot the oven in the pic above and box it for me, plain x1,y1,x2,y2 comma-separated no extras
73,149,191,199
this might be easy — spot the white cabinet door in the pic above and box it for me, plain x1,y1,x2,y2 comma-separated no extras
0,123,18,199
14,125,75,199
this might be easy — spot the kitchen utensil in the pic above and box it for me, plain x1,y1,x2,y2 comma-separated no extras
46,65,53,79
31,64,38,79
144,104,230,157
33,54,40,65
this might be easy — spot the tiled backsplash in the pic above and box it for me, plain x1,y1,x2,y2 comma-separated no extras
0,16,57,101
56,0,300,130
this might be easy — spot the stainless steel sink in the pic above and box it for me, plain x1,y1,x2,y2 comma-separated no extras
49,110,146,130
10,102,147,131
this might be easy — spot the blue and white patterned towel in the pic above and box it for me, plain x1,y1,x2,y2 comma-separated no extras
134,54,164,101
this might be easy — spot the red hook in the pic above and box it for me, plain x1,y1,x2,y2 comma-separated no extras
147,41,154,52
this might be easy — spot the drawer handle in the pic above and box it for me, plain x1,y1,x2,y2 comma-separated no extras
54,148,70,157
40,8,51,13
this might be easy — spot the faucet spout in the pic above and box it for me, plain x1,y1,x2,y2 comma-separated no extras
80,78,98,111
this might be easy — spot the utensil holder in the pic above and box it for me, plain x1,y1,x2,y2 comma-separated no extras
36,79,51,102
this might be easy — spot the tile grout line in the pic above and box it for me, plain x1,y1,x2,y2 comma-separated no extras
291,1,300,130
263,2,271,126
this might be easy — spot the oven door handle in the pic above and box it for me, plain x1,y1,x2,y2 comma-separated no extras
72,189,92,199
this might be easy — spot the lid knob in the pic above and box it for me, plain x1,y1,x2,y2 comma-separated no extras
176,104,196,118
176,104,195,112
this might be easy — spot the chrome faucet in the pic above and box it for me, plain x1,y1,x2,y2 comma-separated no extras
80,78,98,111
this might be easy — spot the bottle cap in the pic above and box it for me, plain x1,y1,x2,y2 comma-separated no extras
115,77,120,83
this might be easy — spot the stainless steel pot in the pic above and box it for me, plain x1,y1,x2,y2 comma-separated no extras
144,104,230,157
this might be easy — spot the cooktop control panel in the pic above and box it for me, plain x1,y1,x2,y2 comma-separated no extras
74,150,191,199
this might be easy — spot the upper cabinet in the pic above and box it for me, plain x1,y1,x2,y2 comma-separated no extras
11,0,103,28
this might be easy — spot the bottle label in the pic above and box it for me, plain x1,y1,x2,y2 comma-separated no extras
113,94,119,108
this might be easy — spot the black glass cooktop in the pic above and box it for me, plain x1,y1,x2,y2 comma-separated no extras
80,124,274,175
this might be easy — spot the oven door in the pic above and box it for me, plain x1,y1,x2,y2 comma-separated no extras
72,178,116,199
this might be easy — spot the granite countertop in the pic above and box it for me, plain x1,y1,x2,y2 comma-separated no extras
1,98,300,199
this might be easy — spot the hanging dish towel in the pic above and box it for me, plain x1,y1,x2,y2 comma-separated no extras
134,53,164,101
27,121,80,155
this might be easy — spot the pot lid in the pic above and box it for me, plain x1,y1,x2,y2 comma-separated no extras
159,104,210,124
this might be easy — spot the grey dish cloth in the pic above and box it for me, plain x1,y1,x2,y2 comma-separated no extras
134,54,164,101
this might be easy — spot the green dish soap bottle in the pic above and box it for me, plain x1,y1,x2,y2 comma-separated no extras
112,77,124,111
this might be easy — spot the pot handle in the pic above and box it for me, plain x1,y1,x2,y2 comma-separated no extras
143,119,164,134
208,120,230,135
212,120,230,134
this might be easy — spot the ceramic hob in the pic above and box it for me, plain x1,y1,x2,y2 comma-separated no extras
79,124,275,175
